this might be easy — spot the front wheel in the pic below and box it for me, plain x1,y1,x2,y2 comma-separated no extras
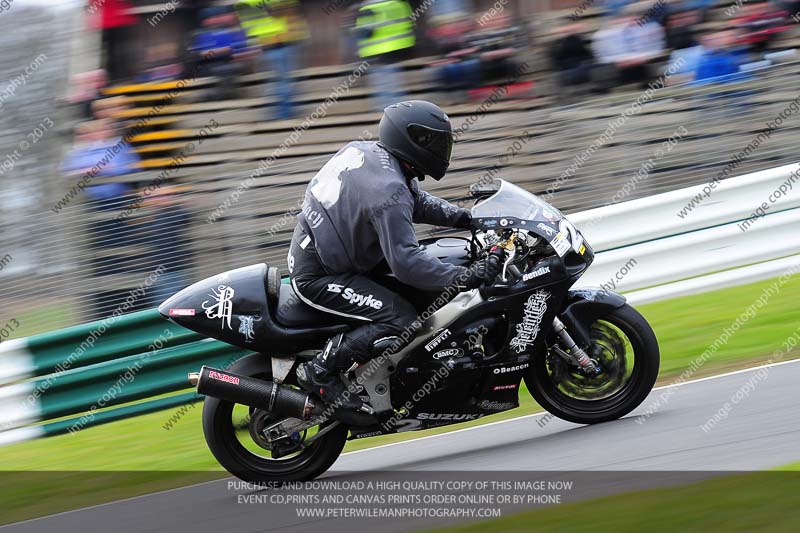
201,353,348,483
525,304,659,425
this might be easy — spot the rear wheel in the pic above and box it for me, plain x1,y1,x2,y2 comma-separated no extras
202,353,347,483
525,304,659,425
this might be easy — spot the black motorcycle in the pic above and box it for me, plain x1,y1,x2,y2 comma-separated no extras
159,179,659,483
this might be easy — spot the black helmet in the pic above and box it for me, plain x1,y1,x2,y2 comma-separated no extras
378,100,453,181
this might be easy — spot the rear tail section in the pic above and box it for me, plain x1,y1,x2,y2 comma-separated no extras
158,263,276,349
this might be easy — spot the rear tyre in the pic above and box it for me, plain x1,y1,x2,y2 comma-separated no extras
525,304,659,425
202,353,347,483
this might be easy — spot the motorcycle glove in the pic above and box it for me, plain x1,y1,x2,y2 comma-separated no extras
462,251,502,289
454,210,472,229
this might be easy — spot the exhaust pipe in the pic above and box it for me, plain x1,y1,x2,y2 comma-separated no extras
192,366,323,420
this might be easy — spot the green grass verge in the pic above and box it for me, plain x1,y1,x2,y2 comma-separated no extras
1,273,799,524
432,469,800,532
638,272,800,376
10,303,75,339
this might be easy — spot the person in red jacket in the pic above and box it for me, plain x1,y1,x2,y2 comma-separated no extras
733,1,791,53
94,0,140,82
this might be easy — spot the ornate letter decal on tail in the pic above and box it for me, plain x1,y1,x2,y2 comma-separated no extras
509,290,549,353
238,315,261,341
202,285,235,329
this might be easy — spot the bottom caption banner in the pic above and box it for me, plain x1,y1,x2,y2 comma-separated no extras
223,470,689,522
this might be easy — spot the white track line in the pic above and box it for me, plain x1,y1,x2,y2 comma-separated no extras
3,357,798,529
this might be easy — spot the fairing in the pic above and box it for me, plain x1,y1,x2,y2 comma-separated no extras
472,179,594,276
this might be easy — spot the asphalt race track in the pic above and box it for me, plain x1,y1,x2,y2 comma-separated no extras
5,360,800,533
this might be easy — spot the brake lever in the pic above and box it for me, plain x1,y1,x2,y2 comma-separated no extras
500,247,516,282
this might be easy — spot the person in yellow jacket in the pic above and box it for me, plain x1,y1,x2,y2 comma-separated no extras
237,0,308,119
355,0,417,111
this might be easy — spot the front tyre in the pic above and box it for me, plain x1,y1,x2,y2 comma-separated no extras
525,304,659,425
202,353,347,483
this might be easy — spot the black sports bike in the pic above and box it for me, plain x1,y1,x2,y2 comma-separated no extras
159,179,660,482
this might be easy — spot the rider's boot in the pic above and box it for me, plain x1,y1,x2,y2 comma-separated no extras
297,333,364,412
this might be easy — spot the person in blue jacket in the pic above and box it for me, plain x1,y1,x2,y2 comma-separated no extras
189,7,249,99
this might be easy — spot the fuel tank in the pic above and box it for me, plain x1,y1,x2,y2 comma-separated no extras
420,237,471,268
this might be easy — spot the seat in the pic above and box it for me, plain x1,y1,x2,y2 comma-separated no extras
275,283,350,328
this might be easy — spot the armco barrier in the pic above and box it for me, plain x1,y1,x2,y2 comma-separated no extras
0,310,253,444
0,163,798,445
572,162,800,294
0,309,201,386
1,337,251,431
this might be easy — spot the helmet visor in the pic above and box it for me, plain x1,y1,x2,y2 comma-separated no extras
407,124,453,163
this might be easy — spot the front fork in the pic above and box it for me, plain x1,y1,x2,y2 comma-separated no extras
551,317,601,375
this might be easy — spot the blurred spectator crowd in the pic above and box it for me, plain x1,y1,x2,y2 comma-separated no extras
550,0,797,99
62,0,800,202
61,0,800,213
70,0,536,116
66,0,800,126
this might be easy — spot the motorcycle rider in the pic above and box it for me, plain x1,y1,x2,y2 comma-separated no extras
291,100,501,411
